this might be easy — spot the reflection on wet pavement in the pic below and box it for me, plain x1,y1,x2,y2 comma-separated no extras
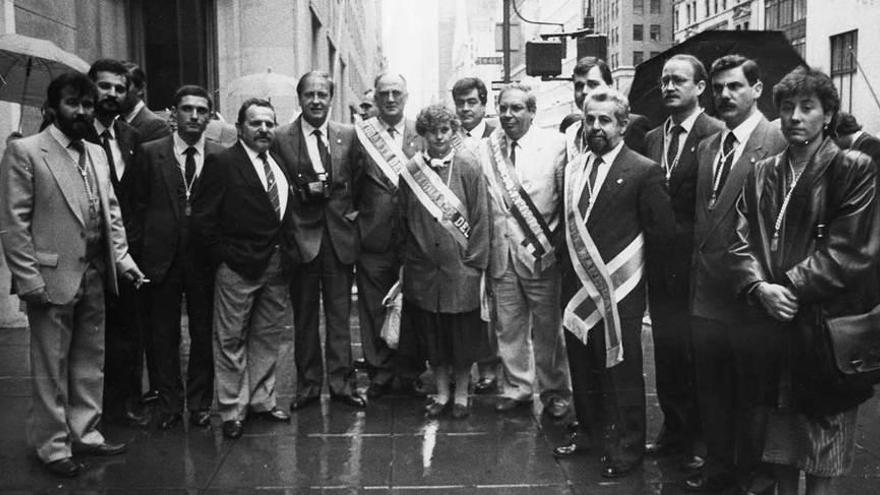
1,324,879,493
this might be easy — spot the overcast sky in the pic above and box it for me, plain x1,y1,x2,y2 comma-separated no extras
381,0,440,118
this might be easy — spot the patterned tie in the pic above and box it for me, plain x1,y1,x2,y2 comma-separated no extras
665,124,685,173
313,129,331,178
713,132,738,195
509,140,518,166
184,146,197,184
259,151,281,217
100,129,119,188
578,156,603,217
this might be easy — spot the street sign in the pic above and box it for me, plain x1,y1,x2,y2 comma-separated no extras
476,56,503,65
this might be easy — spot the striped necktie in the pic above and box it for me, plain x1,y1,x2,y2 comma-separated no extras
258,151,281,217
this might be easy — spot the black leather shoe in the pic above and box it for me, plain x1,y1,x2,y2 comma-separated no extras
251,406,291,422
45,457,83,477
190,410,211,427
331,393,367,408
222,420,244,439
543,397,569,419
680,454,706,472
645,440,684,457
74,441,127,456
601,460,639,479
495,397,532,412
425,399,450,418
289,395,320,411
553,441,589,458
141,389,160,404
682,473,735,492
473,377,497,394
367,381,391,399
158,412,183,430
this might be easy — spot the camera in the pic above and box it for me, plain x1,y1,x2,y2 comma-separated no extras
297,172,331,203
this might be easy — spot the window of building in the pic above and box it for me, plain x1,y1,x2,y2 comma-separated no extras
674,6,679,31
714,0,718,14
634,0,644,15
704,0,710,17
831,30,858,76
634,51,644,65
743,21,749,30
633,24,644,41
650,24,661,41
650,0,661,14
686,4,692,23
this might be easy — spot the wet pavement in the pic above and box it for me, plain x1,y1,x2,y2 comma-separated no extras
2,316,880,493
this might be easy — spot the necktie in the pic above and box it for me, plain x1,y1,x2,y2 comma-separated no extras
665,124,685,172
509,140,518,166
259,152,281,217
313,129,331,177
466,131,472,138
713,132,738,197
387,127,396,138
100,129,119,188
69,140,97,217
578,156,603,217
184,146,197,185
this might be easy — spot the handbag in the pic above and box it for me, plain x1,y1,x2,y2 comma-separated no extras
825,304,880,382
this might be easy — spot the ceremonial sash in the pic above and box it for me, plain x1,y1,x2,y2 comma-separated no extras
564,120,584,162
562,154,645,368
403,154,471,249
484,130,557,273
354,117,411,188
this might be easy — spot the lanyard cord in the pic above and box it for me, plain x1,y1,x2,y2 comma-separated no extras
772,157,807,240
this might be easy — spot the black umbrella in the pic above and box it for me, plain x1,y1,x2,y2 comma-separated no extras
629,31,806,125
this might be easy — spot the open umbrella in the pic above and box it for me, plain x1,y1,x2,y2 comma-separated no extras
0,33,91,108
628,31,806,125
225,68,298,102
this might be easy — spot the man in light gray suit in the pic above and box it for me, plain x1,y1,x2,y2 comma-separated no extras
0,72,146,477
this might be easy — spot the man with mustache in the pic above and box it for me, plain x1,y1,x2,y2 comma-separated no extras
685,54,785,493
482,83,572,419
274,71,365,410
354,73,425,399
86,59,150,428
192,98,298,439
554,88,674,478
643,55,723,470
0,72,146,477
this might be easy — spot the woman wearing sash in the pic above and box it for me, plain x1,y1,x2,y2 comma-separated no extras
728,66,879,495
397,104,490,419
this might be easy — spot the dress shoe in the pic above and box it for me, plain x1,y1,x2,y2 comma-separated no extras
353,358,372,370
451,403,470,419
158,412,183,430
105,408,151,428
141,389,160,404
473,377,497,394
289,394,320,411
73,441,127,456
331,392,367,408
495,397,532,412
682,473,735,492
45,457,83,477
190,410,212,427
645,439,684,457
553,431,590,458
680,454,706,472
222,420,244,439
367,381,391,399
601,460,639,479
425,399,450,418
250,406,291,422
542,397,569,419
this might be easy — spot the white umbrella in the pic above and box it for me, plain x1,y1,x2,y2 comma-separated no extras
0,33,91,108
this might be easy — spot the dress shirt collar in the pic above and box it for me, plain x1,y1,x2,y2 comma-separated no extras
173,132,205,156
506,124,534,149
240,140,270,162
379,117,406,137
664,107,703,136
301,117,329,140
124,100,145,124
589,139,625,168
725,109,763,147
94,118,117,139
464,119,487,138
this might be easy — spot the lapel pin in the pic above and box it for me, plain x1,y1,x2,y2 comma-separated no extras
750,157,756,163
616,178,623,184
690,146,695,152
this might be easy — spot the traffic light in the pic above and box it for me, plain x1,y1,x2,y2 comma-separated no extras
525,40,564,77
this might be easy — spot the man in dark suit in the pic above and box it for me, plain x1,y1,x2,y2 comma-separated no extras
354,73,425,398
568,57,652,157
122,62,172,143
0,72,146,477
131,85,223,430
273,71,365,410
451,76,499,394
835,111,880,166
643,55,723,469
555,88,674,478
192,98,297,439
86,59,149,427
685,55,786,493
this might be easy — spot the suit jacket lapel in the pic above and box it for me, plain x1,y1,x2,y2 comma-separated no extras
587,146,632,228
158,137,182,220
41,132,86,227
696,133,721,229
710,125,768,219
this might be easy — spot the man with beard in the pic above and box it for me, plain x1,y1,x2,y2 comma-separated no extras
86,59,150,427
354,73,425,398
131,85,223,429
274,71,365,410
566,57,652,158
554,88,674,479
0,72,146,477
643,55,723,470
685,54,785,493
482,83,571,418
192,98,298,439
121,62,172,143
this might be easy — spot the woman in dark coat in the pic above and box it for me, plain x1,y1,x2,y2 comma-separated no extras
728,66,879,494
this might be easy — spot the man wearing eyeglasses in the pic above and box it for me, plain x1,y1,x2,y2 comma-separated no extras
643,54,723,472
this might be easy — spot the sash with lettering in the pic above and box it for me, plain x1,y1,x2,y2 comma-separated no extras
483,130,556,273
354,116,410,188
403,152,471,249
562,153,645,368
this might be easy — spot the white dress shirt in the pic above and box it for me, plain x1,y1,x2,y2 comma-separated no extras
240,140,289,219
380,117,406,150
94,119,125,180
124,100,145,124
582,140,624,219
713,109,764,175
173,132,206,179
300,118,329,174
504,126,563,231
662,107,703,168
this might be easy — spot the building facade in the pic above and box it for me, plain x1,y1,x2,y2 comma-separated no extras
673,0,765,44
